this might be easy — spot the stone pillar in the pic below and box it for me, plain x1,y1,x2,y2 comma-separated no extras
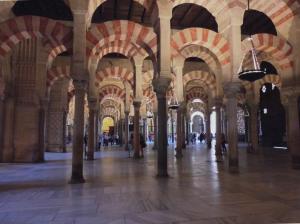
182,112,186,149
170,111,174,143
153,78,171,177
124,111,129,150
0,96,4,160
224,82,241,173
87,99,97,160
186,117,190,146
133,101,141,158
38,98,49,162
152,112,158,150
143,118,147,142
215,99,223,162
95,110,99,151
175,106,183,158
154,2,172,176
70,9,88,183
70,80,87,183
2,90,15,162
283,89,300,169
249,103,259,153
205,109,212,149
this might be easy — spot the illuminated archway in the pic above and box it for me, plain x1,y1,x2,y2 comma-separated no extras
102,117,115,134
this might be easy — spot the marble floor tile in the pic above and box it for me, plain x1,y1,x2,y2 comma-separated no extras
0,143,299,224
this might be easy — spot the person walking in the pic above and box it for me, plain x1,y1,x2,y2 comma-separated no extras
83,133,88,159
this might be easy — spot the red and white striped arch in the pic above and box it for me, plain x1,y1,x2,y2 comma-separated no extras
171,28,230,68
185,87,208,102
183,71,217,95
95,66,134,88
98,85,126,103
143,86,156,101
179,45,220,73
86,20,157,61
47,65,71,87
101,106,120,121
242,34,293,71
0,16,72,63
95,40,148,61
247,0,300,38
143,70,154,84
169,0,231,30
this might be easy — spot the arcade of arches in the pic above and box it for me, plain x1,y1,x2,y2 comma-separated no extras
1,0,300,223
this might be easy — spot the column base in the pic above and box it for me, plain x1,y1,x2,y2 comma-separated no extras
69,176,85,184
157,172,169,178
133,152,140,159
175,151,183,159
216,154,223,162
229,158,239,173
87,156,94,161
292,156,300,169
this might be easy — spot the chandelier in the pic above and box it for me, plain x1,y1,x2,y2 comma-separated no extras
238,0,266,82
168,82,179,110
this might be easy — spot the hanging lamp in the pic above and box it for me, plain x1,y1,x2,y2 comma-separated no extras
238,0,266,82
168,84,179,110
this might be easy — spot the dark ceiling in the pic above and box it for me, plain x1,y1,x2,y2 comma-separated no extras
12,1,277,39
171,4,218,32
12,0,73,21
92,0,153,25
241,10,277,36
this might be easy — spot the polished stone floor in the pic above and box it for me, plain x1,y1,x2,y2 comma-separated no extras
0,143,300,224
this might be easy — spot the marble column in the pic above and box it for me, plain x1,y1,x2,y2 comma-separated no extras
224,82,241,173
133,101,141,158
2,92,15,162
215,99,223,162
182,113,186,149
87,99,97,160
176,106,183,158
186,117,190,146
124,111,129,151
70,80,86,184
284,90,300,169
249,103,259,153
38,98,49,162
95,111,99,151
153,78,171,177
0,96,4,160
205,109,212,149
143,118,147,142
170,111,174,143
152,112,158,150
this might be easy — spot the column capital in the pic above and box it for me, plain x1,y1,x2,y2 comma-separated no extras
213,97,223,108
133,100,141,108
73,79,87,92
153,77,172,97
223,82,242,99
88,98,98,111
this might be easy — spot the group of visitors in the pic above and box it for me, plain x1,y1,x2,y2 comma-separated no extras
98,133,120,148
129,133,147,158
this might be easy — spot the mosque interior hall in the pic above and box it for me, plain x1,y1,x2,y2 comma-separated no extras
1,0,300,223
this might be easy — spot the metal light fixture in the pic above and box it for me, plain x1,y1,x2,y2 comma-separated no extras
238,0,266,82
168,90,179,110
